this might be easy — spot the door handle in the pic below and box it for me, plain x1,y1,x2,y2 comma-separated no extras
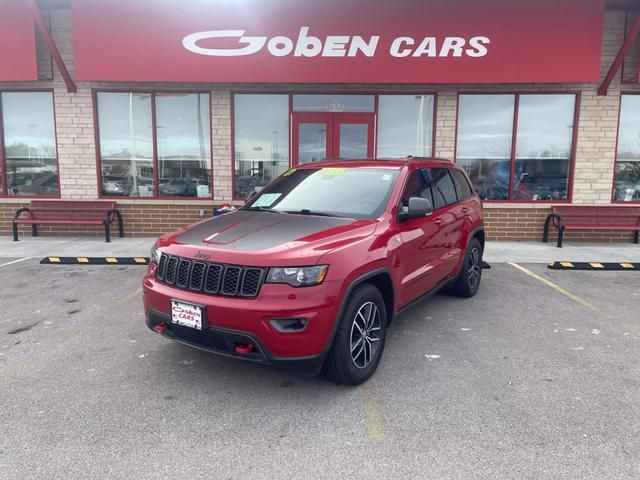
433,218,443,225
461,207,469,213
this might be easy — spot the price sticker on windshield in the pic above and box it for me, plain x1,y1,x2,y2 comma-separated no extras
319,168,345,176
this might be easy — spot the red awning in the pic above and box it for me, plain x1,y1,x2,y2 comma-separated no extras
0,0,38,81
73,0,605,84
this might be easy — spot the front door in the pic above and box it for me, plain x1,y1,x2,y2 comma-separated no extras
292,113,374,165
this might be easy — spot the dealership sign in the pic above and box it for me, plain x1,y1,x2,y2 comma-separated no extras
72,0,604,83
182,28,490,59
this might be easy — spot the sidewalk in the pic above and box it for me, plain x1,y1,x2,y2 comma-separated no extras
0,236,639,263
0,236,155,258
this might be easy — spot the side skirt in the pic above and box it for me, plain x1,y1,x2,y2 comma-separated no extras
393,276,455,320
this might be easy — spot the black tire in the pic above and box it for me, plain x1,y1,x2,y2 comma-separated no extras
323,284,387,386
446,238,483,298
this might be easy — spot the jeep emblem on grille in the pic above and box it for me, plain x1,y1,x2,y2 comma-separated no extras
194,251,211,261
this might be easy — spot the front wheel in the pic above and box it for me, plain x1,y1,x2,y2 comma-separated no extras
323,284,387,386
446,238,483,298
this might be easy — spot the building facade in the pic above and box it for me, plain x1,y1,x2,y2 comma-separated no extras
1,0,640,241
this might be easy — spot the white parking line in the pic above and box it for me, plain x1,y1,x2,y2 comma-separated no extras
0,257,31,268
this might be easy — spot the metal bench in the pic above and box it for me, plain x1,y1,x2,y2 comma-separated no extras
543,205,640,248
13,200,124,243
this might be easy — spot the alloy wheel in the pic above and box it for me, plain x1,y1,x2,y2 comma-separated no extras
467,247,481,291
349,301,382,369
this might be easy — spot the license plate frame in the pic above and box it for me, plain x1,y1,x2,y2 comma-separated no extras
170,299,207,331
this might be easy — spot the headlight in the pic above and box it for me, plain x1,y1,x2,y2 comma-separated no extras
150,246,162,264
266,265,328,287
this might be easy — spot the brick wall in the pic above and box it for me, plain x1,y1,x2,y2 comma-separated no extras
1,201,210,238
3,201,635,243
1,9,639,241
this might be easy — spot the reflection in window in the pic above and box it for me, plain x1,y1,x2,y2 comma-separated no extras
96,92,212,198
156,94,210,198
97,92,154,197
431,168,458,208
514,95,574,201
1,92,58,196
298,123,328,164
450,169,474,200
234,94,289,199
456,94,576,201
615,95,640,201
339,124,368,159
377,95,434,158
456,95,515,200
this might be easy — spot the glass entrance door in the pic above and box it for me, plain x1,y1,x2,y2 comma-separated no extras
292,113,374,165
333,113,374,160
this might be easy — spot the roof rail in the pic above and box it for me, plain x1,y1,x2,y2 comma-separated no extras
405,155,453,162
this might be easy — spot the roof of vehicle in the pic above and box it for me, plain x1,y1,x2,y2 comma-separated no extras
294,157,455,170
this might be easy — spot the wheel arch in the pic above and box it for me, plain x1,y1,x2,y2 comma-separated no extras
471,228,485,250
323,268,396,353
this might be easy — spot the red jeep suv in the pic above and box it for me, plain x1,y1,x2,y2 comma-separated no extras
143,159,484,385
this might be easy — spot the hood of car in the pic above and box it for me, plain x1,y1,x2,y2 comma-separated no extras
165,210,377,265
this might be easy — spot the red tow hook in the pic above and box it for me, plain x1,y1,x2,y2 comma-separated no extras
235,343,254,355
153,323,167,333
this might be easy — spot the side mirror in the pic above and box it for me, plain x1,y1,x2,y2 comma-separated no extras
400,196,433,221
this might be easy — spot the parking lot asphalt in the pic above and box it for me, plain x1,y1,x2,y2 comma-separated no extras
0,258,639,480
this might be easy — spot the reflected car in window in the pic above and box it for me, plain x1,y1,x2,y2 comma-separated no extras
102,174,133,196
158,178,198,197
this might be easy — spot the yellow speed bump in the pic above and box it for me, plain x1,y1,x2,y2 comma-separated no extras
548,262,639,271
40,257,149,265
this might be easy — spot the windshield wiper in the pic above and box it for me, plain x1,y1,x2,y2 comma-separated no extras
284,209,342,218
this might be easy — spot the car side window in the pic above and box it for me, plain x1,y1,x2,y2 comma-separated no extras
430,168,458,209
401,169,434,208
451,169,474,200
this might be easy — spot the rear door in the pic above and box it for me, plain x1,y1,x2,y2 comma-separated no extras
394,169,445,307
450,167,482,230
429,167,465,278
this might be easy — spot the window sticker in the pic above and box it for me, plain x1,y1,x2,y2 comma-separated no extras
382,174,392,181
319,167,346,176
252,193,282,207
282,168,296,176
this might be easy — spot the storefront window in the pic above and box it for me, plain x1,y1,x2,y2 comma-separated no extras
456,93,576,201
377,95,434,158
96,92,211,198
97,92,154,197
1,92,59,197
457,95,515,200
514,95,575,201
234,94,289,199
614,95,640,201
156,94,211,198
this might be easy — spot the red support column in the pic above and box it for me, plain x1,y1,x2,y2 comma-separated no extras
599,14,640,96
24,0,76,93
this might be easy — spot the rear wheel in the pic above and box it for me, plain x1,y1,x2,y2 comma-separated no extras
324,284,387,386
446,238,483,298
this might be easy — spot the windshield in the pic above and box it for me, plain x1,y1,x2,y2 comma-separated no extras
243,167,400,219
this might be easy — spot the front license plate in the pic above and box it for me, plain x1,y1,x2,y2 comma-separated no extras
171,300,204,330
